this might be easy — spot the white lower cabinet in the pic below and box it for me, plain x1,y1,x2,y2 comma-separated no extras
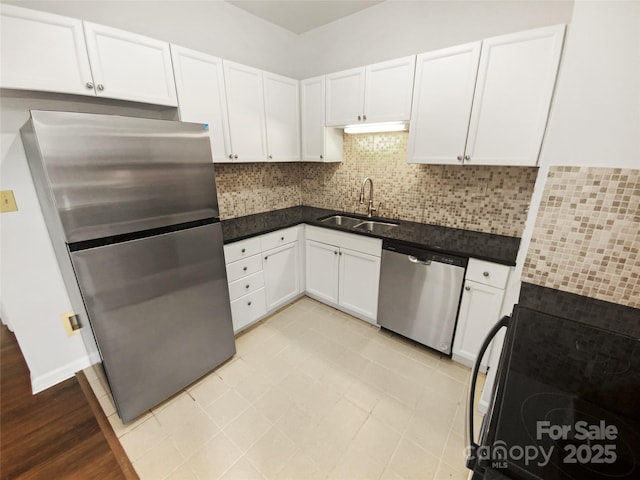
452,258,510,370
230,288,267,333
263,242,300,311
338,247,381,320
305,227,382,324
224,226,302,333
305,240,340,304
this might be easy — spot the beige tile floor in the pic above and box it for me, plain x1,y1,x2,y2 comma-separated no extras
85,296,484,480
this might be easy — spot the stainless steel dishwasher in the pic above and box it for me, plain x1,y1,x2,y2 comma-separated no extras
377,241,467,355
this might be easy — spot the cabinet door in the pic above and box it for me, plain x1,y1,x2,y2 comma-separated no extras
338,247,381,323
364,56,416,123
223,61,268,162
305,240,339,305
263,72,300,162
170,45,231,162
325,67,366,126
407,43,481,164
465,25,565,166
452,280,504,370
83,22,177,106
263,242,300,311
301,76,326,162
0,5,94,96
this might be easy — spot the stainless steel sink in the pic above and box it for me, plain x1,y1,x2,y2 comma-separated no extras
320,215,399,233
320,215,363,228
354,220,398,233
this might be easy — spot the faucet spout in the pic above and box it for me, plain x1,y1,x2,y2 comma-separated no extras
359,177,375,217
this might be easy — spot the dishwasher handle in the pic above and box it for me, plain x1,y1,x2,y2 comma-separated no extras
408,255,431,266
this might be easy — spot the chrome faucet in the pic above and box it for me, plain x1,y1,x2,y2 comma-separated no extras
359,177,376,217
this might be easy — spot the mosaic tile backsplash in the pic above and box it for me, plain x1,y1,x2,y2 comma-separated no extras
215,132,538,237
214,162,302,219
523,166,640,309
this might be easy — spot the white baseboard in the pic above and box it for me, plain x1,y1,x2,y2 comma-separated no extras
30,354,96,394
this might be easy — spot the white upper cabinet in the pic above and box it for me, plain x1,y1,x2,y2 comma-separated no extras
408,25,564,166
223,61,268,162
325,67,366,126
300,76,343,162
170,45,231,162
0,5,94,96
407,42,481,164
466,25,565,166
363,56,416,123
263,72,300,162
83,22,177,106
325,56,415,126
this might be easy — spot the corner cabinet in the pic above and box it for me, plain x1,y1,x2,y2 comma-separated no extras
325,56,416,126
305,226,382,324
170,45,231,162
452,259,511,371
408,25,565,166
300,76,343,162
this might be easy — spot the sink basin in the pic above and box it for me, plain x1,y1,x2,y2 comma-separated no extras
320,215,363,228
354,220,398,233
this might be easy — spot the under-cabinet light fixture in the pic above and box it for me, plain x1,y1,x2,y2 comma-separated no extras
343,121,409,135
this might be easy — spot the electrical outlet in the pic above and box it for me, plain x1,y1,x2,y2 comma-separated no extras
1,190,18,213
60,311,80,336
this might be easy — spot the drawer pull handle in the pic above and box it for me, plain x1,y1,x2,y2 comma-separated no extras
465,286,471,291
243,266,247,271
281,236,284,240
247,301,252,306
264,256,268,260
245,284,250,289
241,248,246,253
334,251,338,255
483,271,489,277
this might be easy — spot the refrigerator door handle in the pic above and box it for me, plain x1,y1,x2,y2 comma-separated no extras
466,315,510,471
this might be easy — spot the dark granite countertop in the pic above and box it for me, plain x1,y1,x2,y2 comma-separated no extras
221,205,521,266
518,282,640,338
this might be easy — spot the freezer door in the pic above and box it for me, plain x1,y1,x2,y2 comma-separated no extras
377,249,465,354
26,110,219,243
70,223,235,423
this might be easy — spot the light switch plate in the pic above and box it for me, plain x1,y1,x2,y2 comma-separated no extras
60,311,79,336
1,190,18,213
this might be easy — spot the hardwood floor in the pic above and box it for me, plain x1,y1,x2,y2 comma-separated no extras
1,325,137,479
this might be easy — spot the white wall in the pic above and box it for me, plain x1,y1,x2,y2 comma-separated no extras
296,0,574,78
0,92,173,392
498,0,640,325
2,0,301,77
515,0,640,278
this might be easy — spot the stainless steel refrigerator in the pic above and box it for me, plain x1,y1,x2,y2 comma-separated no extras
21,111,235,423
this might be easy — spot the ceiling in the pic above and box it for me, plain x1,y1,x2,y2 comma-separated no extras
226,1,385,34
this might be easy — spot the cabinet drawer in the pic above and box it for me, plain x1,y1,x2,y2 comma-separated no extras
261,226,299,251
226,254,262,282
224,237,261,264
230,288,267,333
228,271,265,301
466,258,510,289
